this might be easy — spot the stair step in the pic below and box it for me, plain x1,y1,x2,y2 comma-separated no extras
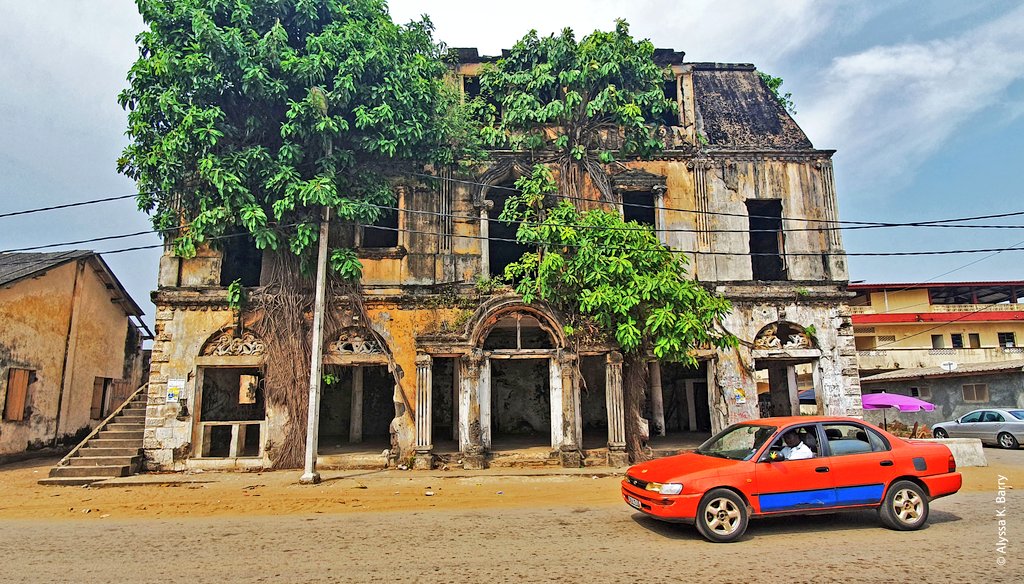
105,423,144,432
87,438,143,448
114,415,145,423
68,455,141,467
121,407,147,416
38,476,110,487
80,447,142,457
98,430,143,440
49,464,130,478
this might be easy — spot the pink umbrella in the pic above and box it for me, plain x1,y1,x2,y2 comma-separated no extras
861,392,935,430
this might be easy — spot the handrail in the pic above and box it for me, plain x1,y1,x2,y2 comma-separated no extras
57,383,148,467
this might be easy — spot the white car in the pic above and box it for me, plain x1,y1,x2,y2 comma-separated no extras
932,409,1024,449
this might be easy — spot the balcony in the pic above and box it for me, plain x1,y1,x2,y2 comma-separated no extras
850,303,1022,316
857,346,1024,372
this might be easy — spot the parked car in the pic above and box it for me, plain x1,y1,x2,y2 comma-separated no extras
932,409,1024,449
621,416,961,543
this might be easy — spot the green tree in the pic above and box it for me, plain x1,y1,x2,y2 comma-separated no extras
118,0,450,467
503,165,736,461
758,72,796,114
476,19,673,199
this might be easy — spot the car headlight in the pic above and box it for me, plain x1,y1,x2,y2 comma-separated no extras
645,482,683,495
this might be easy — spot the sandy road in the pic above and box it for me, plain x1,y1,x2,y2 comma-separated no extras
0,452,1020,583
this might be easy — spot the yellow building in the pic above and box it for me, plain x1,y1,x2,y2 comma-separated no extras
0,251,149,459
851,281,1024,377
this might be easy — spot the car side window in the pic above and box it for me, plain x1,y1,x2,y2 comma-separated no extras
822,423,874,456
982,411,1004,423
865,427,890,452
961,411,983,423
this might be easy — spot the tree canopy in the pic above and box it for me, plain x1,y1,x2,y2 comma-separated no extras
475,19,673,197
119,0,450,276
503,165,736,365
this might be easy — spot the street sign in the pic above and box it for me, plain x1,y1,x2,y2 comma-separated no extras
940,361,958,372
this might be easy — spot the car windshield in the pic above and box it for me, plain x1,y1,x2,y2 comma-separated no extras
1009,410,1024,420
695,424,776,461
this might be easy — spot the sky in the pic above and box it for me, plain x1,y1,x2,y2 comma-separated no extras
1,0,1022,327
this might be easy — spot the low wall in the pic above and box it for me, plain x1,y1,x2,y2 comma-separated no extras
910,437,987,468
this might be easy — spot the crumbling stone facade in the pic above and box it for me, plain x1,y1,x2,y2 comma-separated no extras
142,53,860,471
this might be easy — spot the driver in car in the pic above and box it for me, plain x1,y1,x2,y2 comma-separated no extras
780,430,813,460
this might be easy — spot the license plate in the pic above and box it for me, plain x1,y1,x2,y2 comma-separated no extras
627,495,641,510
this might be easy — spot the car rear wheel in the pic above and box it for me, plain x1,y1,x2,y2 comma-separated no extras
933,428,948,439
998,432,1019,449
879,480,929,531
695,489,748,543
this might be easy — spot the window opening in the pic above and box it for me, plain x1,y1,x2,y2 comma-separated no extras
950,333,964,349
622,191,656,227
998,332,1016,348
198,367,265,457
3,368,32,422
219,229,263,287
962,384,989,402
746,199,787,280
362,206,399,248
931,335,944,349
487,185,531,278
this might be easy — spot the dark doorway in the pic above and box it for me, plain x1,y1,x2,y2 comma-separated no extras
490,358,550,449
746,199,786,281
198,367,265,458
431,357,458,451
580,356,608,449
658,362,712,434
317,365,394,453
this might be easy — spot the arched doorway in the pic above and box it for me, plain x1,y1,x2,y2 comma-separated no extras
483,313,556,450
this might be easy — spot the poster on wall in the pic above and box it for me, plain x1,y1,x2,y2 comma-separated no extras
166,378,185,403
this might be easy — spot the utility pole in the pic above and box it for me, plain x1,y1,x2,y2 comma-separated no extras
300,204,331,484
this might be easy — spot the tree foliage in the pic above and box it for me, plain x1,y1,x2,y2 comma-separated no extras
475,20,673,197
119,0,451,275
503,166,736,365
503,165,737,460
758,72,796,115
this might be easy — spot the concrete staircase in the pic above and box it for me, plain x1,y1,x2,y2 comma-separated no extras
38,391,147,486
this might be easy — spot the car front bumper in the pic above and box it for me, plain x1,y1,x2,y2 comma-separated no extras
621,480,702,522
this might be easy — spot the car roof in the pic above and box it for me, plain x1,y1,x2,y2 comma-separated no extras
736,416,871,426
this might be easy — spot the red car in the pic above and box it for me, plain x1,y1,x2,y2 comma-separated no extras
621,416,962,543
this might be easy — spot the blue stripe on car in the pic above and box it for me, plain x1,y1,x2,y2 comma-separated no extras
835,484,884,505
759,488,836,511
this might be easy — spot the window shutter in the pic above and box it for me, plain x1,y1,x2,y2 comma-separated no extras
3,369,30,422
91,378,105,419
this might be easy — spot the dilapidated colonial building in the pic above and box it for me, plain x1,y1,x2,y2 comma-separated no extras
142,50,861,471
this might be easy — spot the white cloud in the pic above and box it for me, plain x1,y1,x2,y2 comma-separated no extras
797,5,1024,195
388,0,844,69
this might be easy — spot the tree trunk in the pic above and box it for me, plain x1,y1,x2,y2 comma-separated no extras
622,352,650,463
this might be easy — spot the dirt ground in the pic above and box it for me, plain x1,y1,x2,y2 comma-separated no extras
1,450,1021,583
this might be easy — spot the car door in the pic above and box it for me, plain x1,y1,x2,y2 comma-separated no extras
754,424,836,512
953,410,983,439
821,422,891,507
977,411,1005,445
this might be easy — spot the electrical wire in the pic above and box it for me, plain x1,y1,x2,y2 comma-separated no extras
0,192,144,219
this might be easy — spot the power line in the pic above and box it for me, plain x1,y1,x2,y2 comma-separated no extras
411,171,1024,229
0,193,143,219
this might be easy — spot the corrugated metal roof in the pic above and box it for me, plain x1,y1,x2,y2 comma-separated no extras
861,359,1024,383
0,250,93,287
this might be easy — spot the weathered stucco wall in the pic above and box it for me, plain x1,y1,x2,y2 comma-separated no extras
862,372,1024,428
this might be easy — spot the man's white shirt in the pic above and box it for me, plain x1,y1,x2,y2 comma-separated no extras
781,441,813,460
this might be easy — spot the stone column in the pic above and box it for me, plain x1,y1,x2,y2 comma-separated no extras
556,351,583,467
605,351,628,467
413,353,434,470
349,366,363,443
459,351,487,469
649,361,666,437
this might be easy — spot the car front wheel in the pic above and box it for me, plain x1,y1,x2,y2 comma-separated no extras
933,428,948,439
695,488,748,543
879,480,929,531
998,432,1019,449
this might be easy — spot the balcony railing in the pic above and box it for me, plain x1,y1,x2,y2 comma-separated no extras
857,346,1024,370
850,303,1022,316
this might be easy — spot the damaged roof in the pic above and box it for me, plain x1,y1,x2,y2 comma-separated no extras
690,63,813,150
0,250,145,317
